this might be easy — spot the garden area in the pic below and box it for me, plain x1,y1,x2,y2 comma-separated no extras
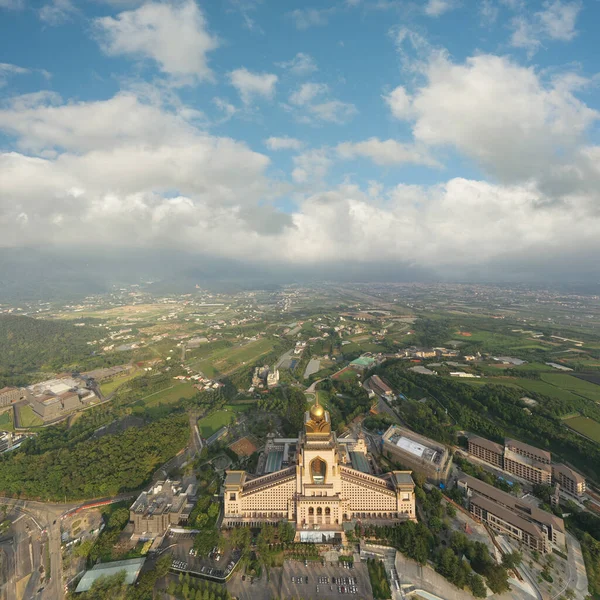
366,558,391,600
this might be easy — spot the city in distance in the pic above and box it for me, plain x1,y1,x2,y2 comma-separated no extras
2,0,600,599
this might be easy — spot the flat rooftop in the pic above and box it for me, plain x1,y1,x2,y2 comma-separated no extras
390,434,438,463
75,558,145,593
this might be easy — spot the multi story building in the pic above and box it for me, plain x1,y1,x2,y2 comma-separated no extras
130,480,194,538
0,386,24,408
503,447,552,485
468,436,504,468
223,401,416,540
458,475,565,553
552,464,586,497
382,426,452,483
505,439,551,465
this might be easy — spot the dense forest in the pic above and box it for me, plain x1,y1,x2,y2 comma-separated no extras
0,315,100,386
0,413,189,500
376,360,600,482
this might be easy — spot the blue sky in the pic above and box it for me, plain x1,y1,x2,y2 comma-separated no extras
1,0,599,280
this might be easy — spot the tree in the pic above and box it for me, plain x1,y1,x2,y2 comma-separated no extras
502,551,523,570
469,573,487,598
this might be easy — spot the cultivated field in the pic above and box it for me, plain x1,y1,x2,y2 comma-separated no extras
139,382,198,408
564,416,600,444
540,373,600,402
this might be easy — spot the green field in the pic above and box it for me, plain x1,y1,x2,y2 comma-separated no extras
140,382,198,408
564,416,600,444
511,379,583,403
197,403,253,438
100,369,141,396
540,373,600,402
0,410,14,431
188,338,277,377
17,405,43,428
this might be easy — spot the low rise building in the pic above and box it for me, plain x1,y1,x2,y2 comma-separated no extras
552,464,586,497
382,426,452,483
0,386,24,407
365,375,394,399
75,558,146,593
468,436,504,468
458,475,565,553
130,480,194,538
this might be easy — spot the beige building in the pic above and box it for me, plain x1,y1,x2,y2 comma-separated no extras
458,475,565,553
223,400,416,539
130,480,194,538
503,447,552,485
382,426,452,483
0,386,25,408
468,436,504,468
552,464,586,497
505,439,551,464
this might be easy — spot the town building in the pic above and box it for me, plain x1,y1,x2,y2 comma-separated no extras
505,439,551,465
458,475,565,553
552,464,586,497
223,400,416,540
349,356,377,371
503,447,552,485
365,375,394,399
130,480,194,538
27,377,99,422
0,386,24,407
381,426,452,483
468,436,504,468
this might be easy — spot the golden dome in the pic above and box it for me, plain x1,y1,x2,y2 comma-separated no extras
310,401,325,420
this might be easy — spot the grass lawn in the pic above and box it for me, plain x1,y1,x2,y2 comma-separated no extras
334,368,360,381
512,379,583,403
564,416,600,444
0,410,14,431
540,373,600,402
188,338,277,377
141,382,198,408
197,404,252,438
17,405,43,428
100,369,141,396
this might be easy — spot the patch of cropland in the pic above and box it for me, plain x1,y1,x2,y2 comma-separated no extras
564,416,600,444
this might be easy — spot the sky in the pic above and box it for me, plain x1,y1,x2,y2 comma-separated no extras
1,0,600,283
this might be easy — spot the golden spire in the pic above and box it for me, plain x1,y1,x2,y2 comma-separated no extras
310,396,325,421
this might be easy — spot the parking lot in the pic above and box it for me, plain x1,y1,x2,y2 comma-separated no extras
227,560,372,600
280,561,372,599
163,531,240,580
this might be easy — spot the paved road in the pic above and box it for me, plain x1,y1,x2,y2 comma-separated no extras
0,497,78,600
553,532,589,600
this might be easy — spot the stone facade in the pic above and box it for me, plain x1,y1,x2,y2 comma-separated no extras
223,401,416,534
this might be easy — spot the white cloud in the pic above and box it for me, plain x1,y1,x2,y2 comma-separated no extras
383,86,413,120
228,68,278,105
39,0,77,25
277,52,318,76
288,7,335,30
537,0,581,41
424,0,458,17
0,63,29,87
289,82,328,106
265,137,303,151
390,53,598,183
336,138,437,166
213,97,237,121
287,83,357,124
292,149,332,184
308,100,358,124
93,0,218,82
510,1,582,54
0,0,25,8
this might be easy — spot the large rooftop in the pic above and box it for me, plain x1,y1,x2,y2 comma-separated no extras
75,558,145,593
130,480,188,517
